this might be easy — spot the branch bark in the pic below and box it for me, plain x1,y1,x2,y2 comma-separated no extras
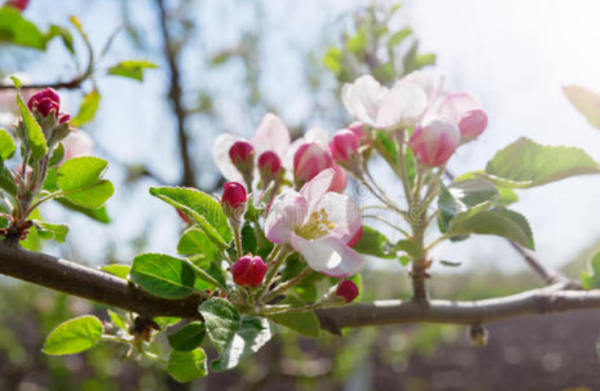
2,242,600,333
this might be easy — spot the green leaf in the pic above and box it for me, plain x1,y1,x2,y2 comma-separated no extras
48,142,65,167
323,46,344,75
438,179,499,232
56,198,111,224
485,137,600,188
448,206,535,249
393,239,423,258
346,27,367,55
269,297,320,338
168,349,207,383
57,157,114,209
130,253,195,299
353,225,395,259
211,317,272,372
0,160,17,196
177,227,220,262
199,298,240,353
375,130,398,163
71,89,101,127
12,77,47,160
34,221,69,243
0,129,16,160
107,60,158,82
563,85,600,130
388,27,412,48
42,315,104,355
107,310,128,331
0,6,46,50
150,187,232,247
168,322,206,352
45,24,75,54
100,264,130,279
581,252,600,290
241,223,257,255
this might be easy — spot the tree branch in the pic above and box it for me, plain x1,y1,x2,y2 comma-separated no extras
1,242,600,334
0,78,86,90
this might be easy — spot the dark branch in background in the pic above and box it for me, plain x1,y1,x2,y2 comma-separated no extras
1,243,599,334
0,79,87,90
156,0,196,188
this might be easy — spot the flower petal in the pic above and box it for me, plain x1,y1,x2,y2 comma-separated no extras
251,113,291,158
213,133,245,182
316,192,361,243
342,75,388,127
563,85,600,129
376,82,428,128
290,233,366,278
265,190,308,244
436,92,481,123
299,168,335,214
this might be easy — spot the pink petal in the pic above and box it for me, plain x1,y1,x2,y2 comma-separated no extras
265,190,308,244
316,192,361,243
213,133,245,182
290,233,366,278
251,113,291,158
299,168,335,213
376,82,428,128
436,92,481,123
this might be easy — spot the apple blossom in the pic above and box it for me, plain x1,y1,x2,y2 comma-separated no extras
229,140,255,171
409,118,460,167
221,182,247,210
328,165,348,193
293,141,333,188
265,169,365,277
330,129,360,166
232,255,267,288
436,92,488,140
336,280,359,303
213,113,290,183
258,151,282,177
342,73,429,129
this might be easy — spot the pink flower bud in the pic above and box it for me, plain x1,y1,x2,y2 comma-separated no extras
27,88,60,117
409,119,460,167
232,255,267,287
458,109,488,140
6,0,30,11
347,226,363,247
336,280,359,303
258,151,282,175
330,129,360,164
293,142,333,187
221,182,247,209
328,165,348,193
347,122,367,143
229,141,255,172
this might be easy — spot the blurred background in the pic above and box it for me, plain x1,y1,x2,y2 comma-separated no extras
2,0,600,390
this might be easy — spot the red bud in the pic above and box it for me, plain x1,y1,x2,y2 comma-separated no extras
232,255,267,287
221,182,247,209
336,280,359,303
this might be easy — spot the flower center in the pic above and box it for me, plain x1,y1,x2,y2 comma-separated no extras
295,209,335,240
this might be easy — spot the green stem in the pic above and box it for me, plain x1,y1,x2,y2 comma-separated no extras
182,258,227,292
256,245,290,300
262,266,312,302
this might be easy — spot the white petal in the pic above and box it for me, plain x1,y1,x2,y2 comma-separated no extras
436,92,481,123
376,82,428,128
265,190,308,244
250,113,291,158
342,75,388,126
299,168,335,213
213,133,245,182
401,71,434,98
290,233,366,278
317,192,362,243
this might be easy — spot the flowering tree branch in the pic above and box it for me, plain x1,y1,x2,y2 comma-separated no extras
1,242,599,334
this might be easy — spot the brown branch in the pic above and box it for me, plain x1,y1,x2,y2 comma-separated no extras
0,78,87,90
156,0,196,187
2,242,600,334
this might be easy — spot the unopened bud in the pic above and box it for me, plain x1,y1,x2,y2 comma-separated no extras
258,151,282,184
232,255,267,288
328,165,348,193
336,280,359,303
221,182,247,209
229,141,255,176
293,141,333,188
459,109,488,141
409,118,460,167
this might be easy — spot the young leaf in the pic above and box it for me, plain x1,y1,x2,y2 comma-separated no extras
388,27,412,48
269,297,320,338
100,264,130,279
177,227,221,262
34,221,69,243
107,310,128,331
0,161,17,196
57,157,114,209
107,60,158,82
211,317,272,372
71,89,101,127
42,315,104,355
168,322,206,352
150,187,232,247
448,206,535,249
199,298,240,354
130,253,195,299
168,349,207,383
0,6,46,50
353,225,395,259
45,24,75,54
485,137,600,187
580,252,600,290
56,198,111,224
12,77,47,160
0,129,16,160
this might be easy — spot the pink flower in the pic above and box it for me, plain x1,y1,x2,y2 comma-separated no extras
232,255,267,287
265,169,365,277
328,165,348,193
347,122,368,144
435,92,488,140
293,141,333,187
330,129,360,164
213,113,291,183
409,118,460,167
221,182,247,209
62,130,94,162
342,73,429,129
336,280,359,303
27,88,60,117
258,151,282,175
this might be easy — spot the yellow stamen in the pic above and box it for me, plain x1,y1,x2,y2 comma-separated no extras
295,209,335,240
